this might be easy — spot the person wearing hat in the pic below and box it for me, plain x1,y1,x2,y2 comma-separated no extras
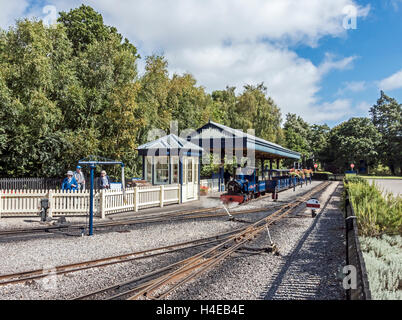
62,171,78,191
99,170,110,189
73,165,86,191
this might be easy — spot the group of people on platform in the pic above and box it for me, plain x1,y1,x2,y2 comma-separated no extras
61,166,111,191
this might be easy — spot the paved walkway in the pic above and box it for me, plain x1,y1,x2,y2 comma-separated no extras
263,182,346,300
367,179,402,196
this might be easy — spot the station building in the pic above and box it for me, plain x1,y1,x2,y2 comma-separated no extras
137,121,301,202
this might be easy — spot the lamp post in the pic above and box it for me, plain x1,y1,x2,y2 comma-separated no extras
89,164,95,236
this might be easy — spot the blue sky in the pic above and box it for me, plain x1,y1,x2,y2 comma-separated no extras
1,0,402,127
295,0,402,123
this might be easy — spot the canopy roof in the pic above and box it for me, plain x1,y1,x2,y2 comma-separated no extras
189,121,301,160
137,134,203,156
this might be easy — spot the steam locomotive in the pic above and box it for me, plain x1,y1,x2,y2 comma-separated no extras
220,167,309,204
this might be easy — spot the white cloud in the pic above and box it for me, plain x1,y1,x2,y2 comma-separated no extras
336,81,366,95
85,0,369,50
389,0,402,11
378,69,402,91
309,99,353,123
0,0,370,124
0,0,29,29
318,53,357,76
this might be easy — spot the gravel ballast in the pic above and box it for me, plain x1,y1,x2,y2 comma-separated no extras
0,181,346,300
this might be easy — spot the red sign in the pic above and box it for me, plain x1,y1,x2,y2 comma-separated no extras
314,164,318,169
351,163,355,169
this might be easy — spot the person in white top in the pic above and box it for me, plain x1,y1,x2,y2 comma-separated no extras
73,165,86,190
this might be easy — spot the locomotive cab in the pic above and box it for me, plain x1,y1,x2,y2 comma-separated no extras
221,167,261,204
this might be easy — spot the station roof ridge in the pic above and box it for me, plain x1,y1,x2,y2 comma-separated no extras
137,133,203,152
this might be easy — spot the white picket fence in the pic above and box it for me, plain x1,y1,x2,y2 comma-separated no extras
0,185,180,218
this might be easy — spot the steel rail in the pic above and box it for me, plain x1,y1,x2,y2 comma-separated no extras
71,182,328,300
0,226,250,287
126,181,330,300
0,184,280,237
0,199,285,238
78,182,327,300
75,191,310,300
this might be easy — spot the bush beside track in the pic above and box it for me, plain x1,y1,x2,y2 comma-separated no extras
343,176,402,237
343,176,402,300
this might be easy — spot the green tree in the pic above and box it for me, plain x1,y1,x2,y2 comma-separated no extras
0,20,69,176
283,113,311,165
0,6,140,178
137,55,170,143
370,91,402,175
210,87,236,126
168,73,210,132
308,124,330,165
232,83,283,143
327,117,381,173
57,4,139,58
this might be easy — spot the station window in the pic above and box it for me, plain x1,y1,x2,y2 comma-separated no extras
146,157,152,182
155,157,169,184
187,158,193,183
171,157,179,184
194,161,198,182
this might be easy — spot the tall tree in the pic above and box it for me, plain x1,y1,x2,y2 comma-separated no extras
137,55,170,144
370,91,402,175
210,86,236,126
168,73,210,132
233,83,283,143
283,113,311,164
326,117,381,172
308,124,330,164
0,6,140,178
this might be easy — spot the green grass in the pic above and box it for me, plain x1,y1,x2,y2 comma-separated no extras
360,235,402,300
314,171,334,175
360,176,402,180
343,178,402,237
346,173,402,180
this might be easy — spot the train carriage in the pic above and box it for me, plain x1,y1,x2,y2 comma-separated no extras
220,167,311,204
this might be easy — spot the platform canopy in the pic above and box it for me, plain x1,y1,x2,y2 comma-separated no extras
188,120,300,160
137,134,203,157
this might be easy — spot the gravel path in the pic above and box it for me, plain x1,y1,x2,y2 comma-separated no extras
167,182,346,300
0,180,338,300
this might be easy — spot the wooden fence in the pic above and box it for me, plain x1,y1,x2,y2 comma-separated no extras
0,178,63,190
0,177,109,190
0,185,180,218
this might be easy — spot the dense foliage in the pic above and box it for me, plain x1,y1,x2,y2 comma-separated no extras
360,235,402,300
0,6,283,178
344,177,402,237
0,5,400,178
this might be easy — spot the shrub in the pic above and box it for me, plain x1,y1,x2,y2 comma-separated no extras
370,164,392,176
344,179,402,237
360,235,402,300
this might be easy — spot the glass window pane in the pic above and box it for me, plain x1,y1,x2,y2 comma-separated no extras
171,157,178,184
187,158,193,183
146,157,152,182
155,157,169,184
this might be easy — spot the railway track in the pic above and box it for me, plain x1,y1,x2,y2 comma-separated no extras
0,227,246,287
73,181,330,300
0,189,281,238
